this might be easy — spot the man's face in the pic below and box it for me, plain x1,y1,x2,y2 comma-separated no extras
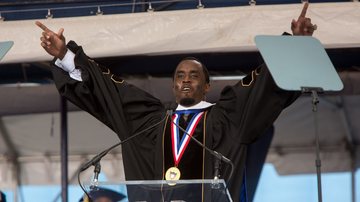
94,197,112,202
173,60,210,106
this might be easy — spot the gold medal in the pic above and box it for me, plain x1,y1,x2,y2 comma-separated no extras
165,167,181,181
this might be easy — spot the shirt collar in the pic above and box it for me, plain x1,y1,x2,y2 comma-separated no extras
176,101,215,111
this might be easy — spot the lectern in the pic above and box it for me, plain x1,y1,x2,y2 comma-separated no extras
86,179,233,202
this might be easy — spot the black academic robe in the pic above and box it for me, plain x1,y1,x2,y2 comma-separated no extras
51,41,299,202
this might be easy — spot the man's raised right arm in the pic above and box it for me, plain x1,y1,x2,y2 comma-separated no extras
36,21,164,139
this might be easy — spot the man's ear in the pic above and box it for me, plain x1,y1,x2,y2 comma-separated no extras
204,83,210,94
172,82,177,96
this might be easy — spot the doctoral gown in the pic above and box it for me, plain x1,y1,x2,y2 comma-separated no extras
51,41,299,201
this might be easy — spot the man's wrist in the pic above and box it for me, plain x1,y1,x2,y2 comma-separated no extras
58,48,68,60
57,49,76,73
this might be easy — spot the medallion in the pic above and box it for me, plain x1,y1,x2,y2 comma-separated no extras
165,166,181,181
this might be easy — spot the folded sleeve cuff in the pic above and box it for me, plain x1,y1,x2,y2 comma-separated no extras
54,49,82,81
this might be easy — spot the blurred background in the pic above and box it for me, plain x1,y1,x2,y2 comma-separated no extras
0,0,359,201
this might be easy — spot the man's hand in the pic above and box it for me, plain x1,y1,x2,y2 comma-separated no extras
36,21,67,59
291,3,317,36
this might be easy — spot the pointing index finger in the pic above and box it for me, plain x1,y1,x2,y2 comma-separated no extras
298,2,309,19
35,21,49,31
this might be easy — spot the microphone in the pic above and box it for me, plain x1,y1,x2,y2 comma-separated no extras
167,110,234,185
77,109,171,199
90,162,101,190
213,153,221,180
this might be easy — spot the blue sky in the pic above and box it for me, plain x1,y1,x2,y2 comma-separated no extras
2,163,359,202
254,164,357,202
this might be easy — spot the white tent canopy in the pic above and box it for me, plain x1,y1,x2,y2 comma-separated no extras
0,2,359,64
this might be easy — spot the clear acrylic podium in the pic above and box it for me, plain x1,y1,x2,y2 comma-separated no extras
85,179,233,202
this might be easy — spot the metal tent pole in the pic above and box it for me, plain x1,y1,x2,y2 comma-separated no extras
60,96,68,202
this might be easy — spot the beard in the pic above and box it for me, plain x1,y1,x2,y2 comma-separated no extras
179,98,195,106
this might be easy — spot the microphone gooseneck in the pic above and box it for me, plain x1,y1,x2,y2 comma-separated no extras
78,109,171,199
167,110,234,186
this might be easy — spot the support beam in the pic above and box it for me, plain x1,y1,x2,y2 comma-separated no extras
60,96,68,202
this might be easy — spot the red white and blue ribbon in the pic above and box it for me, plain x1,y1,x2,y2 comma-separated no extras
171,111,204,166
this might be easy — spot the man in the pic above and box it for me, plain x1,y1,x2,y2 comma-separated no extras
36,3,316,201
0,191,6,202
79,188,125,202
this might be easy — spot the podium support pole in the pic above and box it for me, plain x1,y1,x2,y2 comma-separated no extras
302,87,324,202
